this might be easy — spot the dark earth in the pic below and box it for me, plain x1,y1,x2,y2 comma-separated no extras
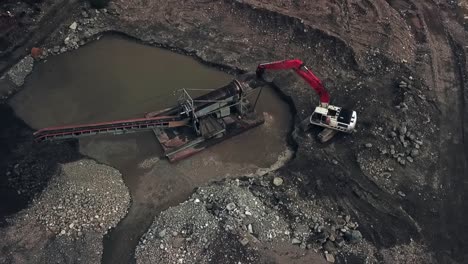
0,0,467,263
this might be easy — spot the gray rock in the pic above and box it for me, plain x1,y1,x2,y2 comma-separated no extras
273,177,283,186
345,215,351,223
323,240,336,252
82,11,89,18
390,131,397,138
226,202,236,211
239,237,249,246
344,230,362,243
398,191,406,197
247,224,253,234
407,156,414,163
380,172,391,178
335,236,345,247
325,253,336,263
69,22,78,30
158,229,166,238
399,125,407,135
411,149,419,157
365,143,372,148
399,135,406,144
291,238,301,245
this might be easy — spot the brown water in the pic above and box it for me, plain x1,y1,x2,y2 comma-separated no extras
10,35,292,264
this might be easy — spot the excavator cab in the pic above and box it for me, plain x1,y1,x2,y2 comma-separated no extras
310,105,357,133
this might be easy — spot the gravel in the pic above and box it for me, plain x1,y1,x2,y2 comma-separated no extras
136,178,366,263
6,56,34,87
0,159,130,263
28,159,130,237
136,180,292,263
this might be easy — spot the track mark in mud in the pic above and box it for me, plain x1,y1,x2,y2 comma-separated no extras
384,0,468,261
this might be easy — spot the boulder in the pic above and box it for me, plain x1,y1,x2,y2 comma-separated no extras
273,177,283,186
344,230,362,243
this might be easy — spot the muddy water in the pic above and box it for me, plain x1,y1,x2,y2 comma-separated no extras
10,35,292,264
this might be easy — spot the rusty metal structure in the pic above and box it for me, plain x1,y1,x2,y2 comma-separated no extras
34,80,264,161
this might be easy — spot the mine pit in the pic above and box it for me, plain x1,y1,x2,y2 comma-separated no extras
1,1,467,263
9,35,292,263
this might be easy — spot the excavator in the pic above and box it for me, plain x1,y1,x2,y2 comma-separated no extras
256,59,357,142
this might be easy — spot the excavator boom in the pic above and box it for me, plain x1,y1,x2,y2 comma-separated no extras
256,59,357,142
256,59,330,106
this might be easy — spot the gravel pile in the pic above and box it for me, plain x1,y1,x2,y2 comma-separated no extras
137,200,220,263
136,177,365,263
0,159,130,263
136,181,291,264
6,55,34,87
18,159,130,237
41,6,110,59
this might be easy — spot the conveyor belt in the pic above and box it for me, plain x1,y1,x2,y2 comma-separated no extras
33,115,189,142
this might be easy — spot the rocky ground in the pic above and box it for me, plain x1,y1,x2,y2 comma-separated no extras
0,0,467,264
0,159,130,263
136,176,376,264
136,174,440,263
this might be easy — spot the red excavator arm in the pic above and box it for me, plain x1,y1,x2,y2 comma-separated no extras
256,59,330,107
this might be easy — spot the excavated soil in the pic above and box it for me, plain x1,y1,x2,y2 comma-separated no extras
0,0,467,263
